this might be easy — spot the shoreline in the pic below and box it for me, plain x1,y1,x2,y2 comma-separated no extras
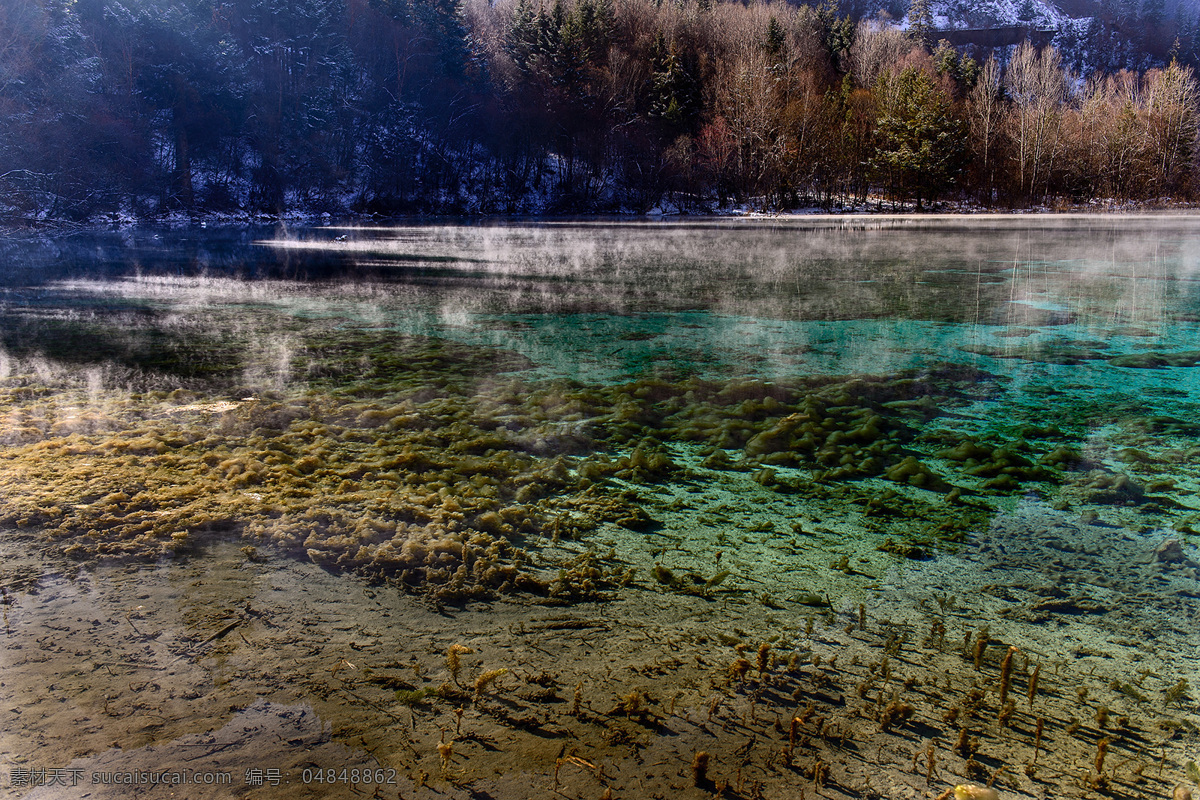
5,199,1200,234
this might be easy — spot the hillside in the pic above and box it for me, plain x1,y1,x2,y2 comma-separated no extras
885,0,1200,70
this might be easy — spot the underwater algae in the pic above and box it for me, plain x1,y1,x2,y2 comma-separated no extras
2,295,1200,800
0,300,1192,598
0,305,1119,598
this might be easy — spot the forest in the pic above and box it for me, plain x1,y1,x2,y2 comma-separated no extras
2,0,1199,218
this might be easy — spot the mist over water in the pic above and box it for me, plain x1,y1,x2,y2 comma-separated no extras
249,217,1200,389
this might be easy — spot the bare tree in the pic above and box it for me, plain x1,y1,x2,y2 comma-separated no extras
1003,41,1069,204
708,49,783,203
967,55,1002,203
848,19,912,89
1144,60,1200,194
1075,71,1146,198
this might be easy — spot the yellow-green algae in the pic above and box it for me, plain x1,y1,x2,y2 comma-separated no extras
0,309,1172,602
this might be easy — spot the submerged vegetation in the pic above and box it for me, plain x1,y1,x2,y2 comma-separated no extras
0,298,1191,607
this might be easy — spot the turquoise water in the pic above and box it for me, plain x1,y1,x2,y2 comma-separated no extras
254,218,1200,431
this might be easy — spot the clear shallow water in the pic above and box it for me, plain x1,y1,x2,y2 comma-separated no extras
2,216,1200,800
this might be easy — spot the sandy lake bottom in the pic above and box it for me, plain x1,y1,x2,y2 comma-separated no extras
3,495,1199,800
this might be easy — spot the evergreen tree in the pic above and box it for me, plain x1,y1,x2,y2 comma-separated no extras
870,66,965,206
1141,0,1166,58
647,34,699,131
507,0,540,73
934,39,979,93
765,16,786,64
107,0,245,210
907,0,934,52
0,0,115,216
1143,0,1164,29
816,0,854,68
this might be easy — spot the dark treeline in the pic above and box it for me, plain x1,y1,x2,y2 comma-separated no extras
2,0,1199,218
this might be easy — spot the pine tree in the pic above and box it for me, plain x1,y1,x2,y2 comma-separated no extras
816,0,853,66
647,34,698,131
870,66,965,207
765,17,786,63
907,0,934,52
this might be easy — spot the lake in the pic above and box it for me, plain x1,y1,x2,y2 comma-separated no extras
1,216,1198,799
